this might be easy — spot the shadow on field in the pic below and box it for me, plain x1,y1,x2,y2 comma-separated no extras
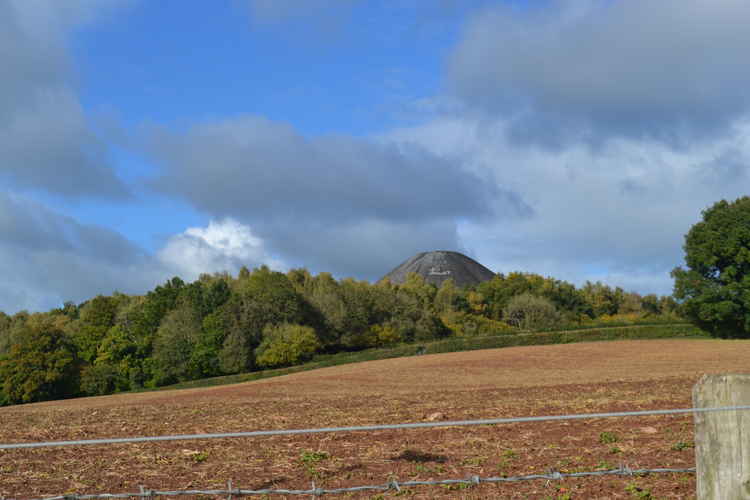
391,449,448,463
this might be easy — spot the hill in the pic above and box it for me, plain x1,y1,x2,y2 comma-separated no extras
380,250,496,287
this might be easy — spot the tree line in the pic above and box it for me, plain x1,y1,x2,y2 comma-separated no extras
0,267,679,406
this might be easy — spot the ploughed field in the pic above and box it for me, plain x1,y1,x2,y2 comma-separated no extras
2,338,750,499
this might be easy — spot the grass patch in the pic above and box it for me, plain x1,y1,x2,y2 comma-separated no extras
599,431,619,444
671,441,694,451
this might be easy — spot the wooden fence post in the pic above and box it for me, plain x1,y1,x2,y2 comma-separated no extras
693,374,750,499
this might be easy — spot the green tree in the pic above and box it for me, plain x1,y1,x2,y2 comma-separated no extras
658,295,680,315
399,273,437,309
218,328,253,374
255,323,321,369
71,295,119,363
80,362,123,396
287,267,313,292
367,323,402,346
79,295,118,327
189,309,229,378
75,319,143,396
672,197,750,338
238,265,251,281
138,277,185,341
220,266,307,372
478,273,589,321
368,280,406,325
387,283,450,343
52,301,79,320
503,293,560,330
0,315,80,404
581,281,624,317
617,292,643,315
640,294,661,316
304,272,348,347
0,312,31,358
434,279,459,313
151,304,202,385
0,312,11,356
121,277,185,383
338,278,377,349
109,295,151,387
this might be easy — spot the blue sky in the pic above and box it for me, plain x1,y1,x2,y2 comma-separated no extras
74,1,461,134
2,0,750,313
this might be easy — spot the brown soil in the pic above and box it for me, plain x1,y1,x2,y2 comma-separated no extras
2,338,749,499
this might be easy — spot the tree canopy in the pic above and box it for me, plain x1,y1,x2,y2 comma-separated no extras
672,197,750,338
0,265,678,406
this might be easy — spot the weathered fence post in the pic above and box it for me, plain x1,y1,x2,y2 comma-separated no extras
693,374,750,499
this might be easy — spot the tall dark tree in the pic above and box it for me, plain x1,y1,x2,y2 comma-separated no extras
151,304,202,385
220,266,308,372
303,272,347,347
672,197,750,338
0,312,11,355
640,294,661,315
0,315,80,404
71,295,119,363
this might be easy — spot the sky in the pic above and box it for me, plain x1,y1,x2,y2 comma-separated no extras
2,0,750,314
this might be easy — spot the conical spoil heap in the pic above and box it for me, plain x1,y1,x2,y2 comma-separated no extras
380,250,495,288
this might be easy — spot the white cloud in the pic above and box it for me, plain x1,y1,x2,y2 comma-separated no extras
158,218,285,280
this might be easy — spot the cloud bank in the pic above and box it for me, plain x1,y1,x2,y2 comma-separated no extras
144,115,524,278
0,0,129,199
4,0,750,313
0,193,161,313
0,194,282,314
390,116,750,294
449,0,750,145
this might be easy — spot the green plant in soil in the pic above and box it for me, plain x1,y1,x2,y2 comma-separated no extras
599,431,619,444
299,450,329,479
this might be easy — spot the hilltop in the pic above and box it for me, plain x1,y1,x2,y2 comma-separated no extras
380,250,495,288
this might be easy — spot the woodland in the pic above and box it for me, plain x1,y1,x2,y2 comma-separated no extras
0,266,679,406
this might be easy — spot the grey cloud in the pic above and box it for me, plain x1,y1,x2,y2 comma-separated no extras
144,114,524,280
449,0,750,145
389,116,750,296
147,115,499,222
268,218,466,281
0,194,142,263
0,0,130,199
0,193,168,314
699,149,749,185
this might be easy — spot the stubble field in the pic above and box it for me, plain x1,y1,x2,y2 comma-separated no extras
2,338,750,499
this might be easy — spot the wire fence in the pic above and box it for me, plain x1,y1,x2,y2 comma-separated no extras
3,405,750,450
5,467,697,500
3,405,748,499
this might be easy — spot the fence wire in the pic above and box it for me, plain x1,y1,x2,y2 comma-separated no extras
3,405,742,499
2,405,749,450
5,466,696,500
